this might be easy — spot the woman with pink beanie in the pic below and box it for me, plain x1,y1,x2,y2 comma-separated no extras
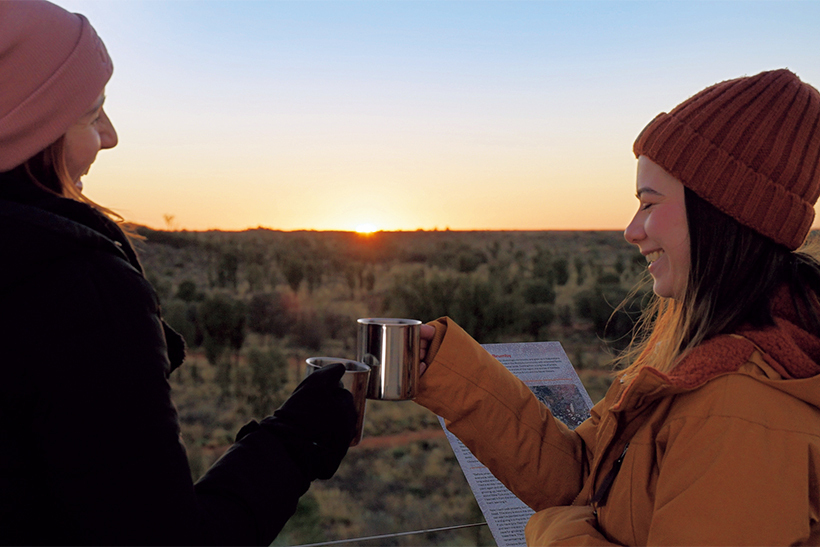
416,69,820,544
0,2,357,544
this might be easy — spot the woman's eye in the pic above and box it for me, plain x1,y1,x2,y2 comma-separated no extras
640,202,653,211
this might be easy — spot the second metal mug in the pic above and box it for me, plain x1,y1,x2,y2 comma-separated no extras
305,357,370,446
356,318,421,400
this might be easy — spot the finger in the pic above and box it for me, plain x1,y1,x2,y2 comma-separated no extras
420,324,435,341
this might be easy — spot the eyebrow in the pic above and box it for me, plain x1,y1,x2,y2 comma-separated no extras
636,187,664,199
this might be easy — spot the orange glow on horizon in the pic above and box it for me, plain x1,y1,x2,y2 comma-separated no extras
355,224,378,234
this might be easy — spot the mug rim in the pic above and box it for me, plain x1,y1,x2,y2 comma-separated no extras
357,317,422,326
305,357,370,373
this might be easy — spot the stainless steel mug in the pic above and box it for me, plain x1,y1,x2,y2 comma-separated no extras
305,357,371,446
356,318,421,400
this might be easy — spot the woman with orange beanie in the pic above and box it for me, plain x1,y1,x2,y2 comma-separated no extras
417,68,820,545
0,2,356,544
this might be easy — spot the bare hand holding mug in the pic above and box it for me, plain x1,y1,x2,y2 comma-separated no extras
419,323,436,376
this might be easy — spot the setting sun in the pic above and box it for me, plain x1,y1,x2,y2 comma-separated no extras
355,224,378,234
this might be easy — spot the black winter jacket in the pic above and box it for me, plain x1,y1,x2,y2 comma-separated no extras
0,178,308,545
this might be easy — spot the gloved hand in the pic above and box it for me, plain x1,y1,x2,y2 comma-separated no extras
260,362,357,481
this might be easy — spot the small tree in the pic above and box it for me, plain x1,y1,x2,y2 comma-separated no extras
363,269,376,292
574,257,587,285
246,291,297,341
292,310,325,351
246,347,288,416
553,257,570,286
521,278,556,305
199,294,247,366
304,260,324,294
161,299,199,350
522,303,556,339
176,279,200,302
216,251,239,289
531,247,554,282
456,249,487,273
281,259,304,293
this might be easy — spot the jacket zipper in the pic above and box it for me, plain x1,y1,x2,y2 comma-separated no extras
590,442,629,513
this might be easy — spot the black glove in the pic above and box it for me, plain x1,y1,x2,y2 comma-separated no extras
259,362,357,481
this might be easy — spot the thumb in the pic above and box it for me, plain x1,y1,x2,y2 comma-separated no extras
307,361,346,387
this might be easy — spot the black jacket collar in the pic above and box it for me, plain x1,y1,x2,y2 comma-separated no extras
0,172,186,372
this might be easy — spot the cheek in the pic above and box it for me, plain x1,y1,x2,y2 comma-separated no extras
668,210,690,256
64,132,101,177
646,206,688,247
664,209,691,279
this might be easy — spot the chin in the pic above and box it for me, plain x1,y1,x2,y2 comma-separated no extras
653,286,685,301
652,282,673,299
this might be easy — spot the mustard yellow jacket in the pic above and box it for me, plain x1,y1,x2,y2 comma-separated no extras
416,317,820,545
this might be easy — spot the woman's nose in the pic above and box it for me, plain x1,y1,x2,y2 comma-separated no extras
624,213,644,246
99,109,118,149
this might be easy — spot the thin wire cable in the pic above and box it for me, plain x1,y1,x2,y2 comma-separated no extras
291,521,489,546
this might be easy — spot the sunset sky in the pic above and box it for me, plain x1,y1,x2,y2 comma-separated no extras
54,0,820,233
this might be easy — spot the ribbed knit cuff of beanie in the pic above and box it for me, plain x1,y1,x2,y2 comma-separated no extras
0,0,113,172
633,69,820,251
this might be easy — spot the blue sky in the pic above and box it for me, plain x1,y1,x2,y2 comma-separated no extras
53,0,820,232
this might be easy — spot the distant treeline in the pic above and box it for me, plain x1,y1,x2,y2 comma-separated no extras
135,227,649,368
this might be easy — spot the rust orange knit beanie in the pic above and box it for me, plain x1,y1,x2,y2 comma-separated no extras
634,69,820,250
0,0,112,172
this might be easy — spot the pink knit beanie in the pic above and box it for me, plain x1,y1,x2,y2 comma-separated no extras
0,0,113,172
634,69,820,250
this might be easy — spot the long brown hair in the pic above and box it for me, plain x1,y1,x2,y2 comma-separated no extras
617,188,820,377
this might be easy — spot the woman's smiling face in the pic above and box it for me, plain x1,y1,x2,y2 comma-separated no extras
624,156,690,300
62,90,118,191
